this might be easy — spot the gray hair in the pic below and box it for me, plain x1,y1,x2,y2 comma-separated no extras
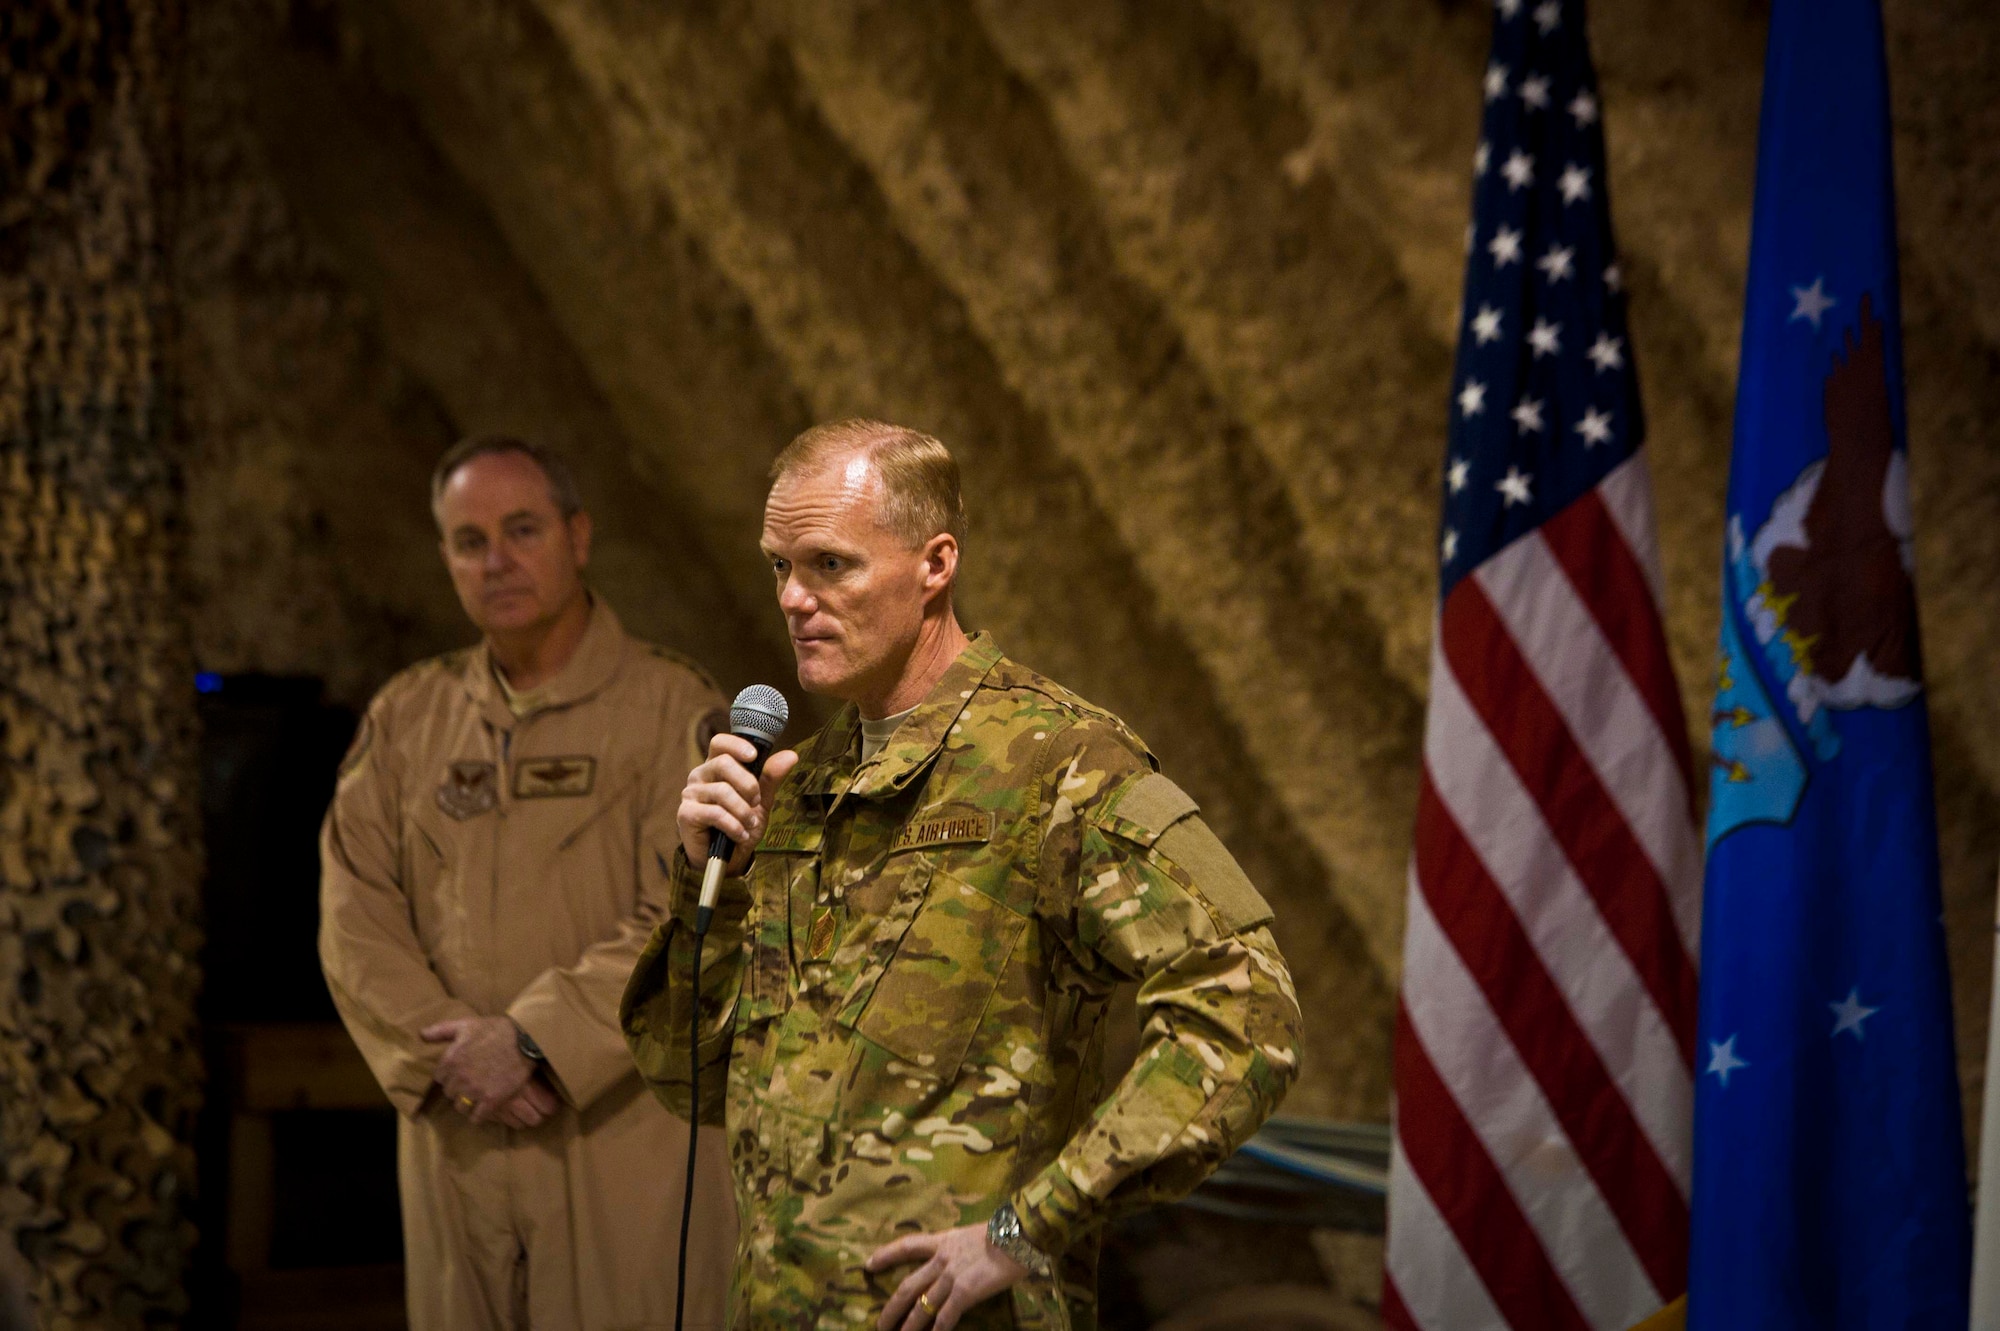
431,435,584,519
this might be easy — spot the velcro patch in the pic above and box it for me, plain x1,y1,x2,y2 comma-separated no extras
1107,772,1200,844
1155,817,1274,934
514,755,596,798
892,809,994,851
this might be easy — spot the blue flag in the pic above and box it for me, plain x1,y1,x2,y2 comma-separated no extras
1690,0,1970,1326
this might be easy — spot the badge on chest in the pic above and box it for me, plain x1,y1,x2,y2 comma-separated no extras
806,904,840,961
436,761,499,820
514,755,596,799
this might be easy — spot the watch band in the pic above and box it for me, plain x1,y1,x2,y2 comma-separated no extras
986,1202,1052,1277
514,1022,547,1064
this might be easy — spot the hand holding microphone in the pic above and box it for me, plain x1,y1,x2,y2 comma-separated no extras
677,685,795,935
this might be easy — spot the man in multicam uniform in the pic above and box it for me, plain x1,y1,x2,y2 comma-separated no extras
622,420,1302,1331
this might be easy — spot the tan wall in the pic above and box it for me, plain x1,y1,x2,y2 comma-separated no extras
178,0,2000,1134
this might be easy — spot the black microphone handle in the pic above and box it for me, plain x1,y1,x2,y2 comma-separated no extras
704,737,773,865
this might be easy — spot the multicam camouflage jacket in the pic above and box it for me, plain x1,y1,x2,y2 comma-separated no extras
621,633,1303,1330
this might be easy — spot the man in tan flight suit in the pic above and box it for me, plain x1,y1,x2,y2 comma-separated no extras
320,436,736,1330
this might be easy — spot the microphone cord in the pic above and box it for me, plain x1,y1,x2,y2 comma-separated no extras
673,919,706,1331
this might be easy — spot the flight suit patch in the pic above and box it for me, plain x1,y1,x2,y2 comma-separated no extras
692,707,730,762
514,755,596,799
436,761,498,820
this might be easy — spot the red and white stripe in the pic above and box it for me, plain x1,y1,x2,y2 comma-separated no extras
1387,454,1700,1331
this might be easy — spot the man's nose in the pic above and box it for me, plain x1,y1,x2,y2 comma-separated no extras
482,538,512,574
777,575,814,616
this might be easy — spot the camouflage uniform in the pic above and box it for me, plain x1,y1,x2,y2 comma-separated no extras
622,634,1302,1330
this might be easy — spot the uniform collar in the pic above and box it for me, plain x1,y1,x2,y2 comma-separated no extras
801,632,1005,801
464,594,627,729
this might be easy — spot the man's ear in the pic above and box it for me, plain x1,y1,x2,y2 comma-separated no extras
921,532,958,606
567,510,594,570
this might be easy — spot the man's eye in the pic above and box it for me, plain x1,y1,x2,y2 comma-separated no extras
817,556,843,572
509,523,538,541
770,558,789,576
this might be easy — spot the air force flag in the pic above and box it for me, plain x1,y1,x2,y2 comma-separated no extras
1689,0,1969,1327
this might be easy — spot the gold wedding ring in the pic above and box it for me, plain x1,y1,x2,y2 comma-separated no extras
918,1292,939,1317
457,1095,474,1110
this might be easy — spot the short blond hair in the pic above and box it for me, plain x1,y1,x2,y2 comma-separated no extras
768,419,966,548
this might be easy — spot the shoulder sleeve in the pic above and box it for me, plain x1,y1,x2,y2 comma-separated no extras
1012,731,1301,1255
1096,773,1275,935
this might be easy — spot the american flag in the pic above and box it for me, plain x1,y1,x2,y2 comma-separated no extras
1383,2,1701,1329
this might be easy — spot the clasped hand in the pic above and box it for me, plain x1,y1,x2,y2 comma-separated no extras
421,1015,557,1129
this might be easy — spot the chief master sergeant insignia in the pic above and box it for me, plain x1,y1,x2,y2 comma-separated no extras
435,761,498,820
515,756,596,799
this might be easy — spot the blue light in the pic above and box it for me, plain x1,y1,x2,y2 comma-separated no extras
195,672,223,695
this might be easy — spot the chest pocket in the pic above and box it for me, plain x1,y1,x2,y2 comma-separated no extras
846,863,1030,1082
741,820,819,1028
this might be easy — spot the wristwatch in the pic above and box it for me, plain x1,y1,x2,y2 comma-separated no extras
514,1022,547,1065
986,1202,1052,1277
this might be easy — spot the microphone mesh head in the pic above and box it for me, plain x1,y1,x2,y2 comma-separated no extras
730,684,789,745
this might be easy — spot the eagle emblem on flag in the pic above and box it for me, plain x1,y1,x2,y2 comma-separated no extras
1709,294,1922,844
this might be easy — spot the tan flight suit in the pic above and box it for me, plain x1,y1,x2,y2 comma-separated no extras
321,598,738,1331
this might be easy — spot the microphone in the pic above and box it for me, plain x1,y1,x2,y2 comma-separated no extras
696,684,789,936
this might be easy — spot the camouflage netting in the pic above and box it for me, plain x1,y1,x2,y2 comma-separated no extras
0,1,202,1325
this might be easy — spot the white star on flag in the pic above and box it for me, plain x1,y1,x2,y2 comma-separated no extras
1458,379,1489,418
1558,163,1592,204
1496,466,1534,505
1603,261,1623,291
1470,305,1504,344
1519,75,1551,110
1447,457,1471,492
1496,0,1522,16
1489,226,1524,267
1502,150,1535,191
1511,398,1546,434
1442,528,1459,562
1707,1035,1749,1087
1575,407,1613,446
1790,276,1837,328
1829,988,1880,1040
1485,62,1510,101
1474,141,1491,176
1536,244,1576,282
1533,1,1562,32
1528,318,1562,358
1587,332,1625,372
1569,89,1599,126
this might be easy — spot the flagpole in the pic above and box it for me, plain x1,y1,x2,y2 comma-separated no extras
1973,861,2000,1329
